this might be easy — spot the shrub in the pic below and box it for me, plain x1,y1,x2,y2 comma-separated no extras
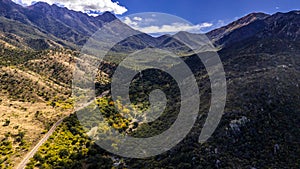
3,119,10,127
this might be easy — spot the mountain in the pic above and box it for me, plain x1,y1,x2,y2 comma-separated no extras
115,10,300,169
0,0,26,19
208,11,300,51
112,11,299,55
88,10,300,169
89,10,300,168
0,0,140,49
0,16,60,50
24,2,105,45
207,12,270,43
1,0,299,53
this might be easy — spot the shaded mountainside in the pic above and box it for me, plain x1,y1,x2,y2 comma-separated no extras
0,0,133,50
207,12,270,43
207,10,300,49
110,10,300,55
0,16,70,50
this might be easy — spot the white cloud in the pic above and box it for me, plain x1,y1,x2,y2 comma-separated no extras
124,19,213,34
123,17,138,26
12,0,128,15
138,23,213,34
133,17,142,21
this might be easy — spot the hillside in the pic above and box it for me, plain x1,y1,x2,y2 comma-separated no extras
0,0,137,50
23,10,300,169
207,10,300,49
0,45,76,167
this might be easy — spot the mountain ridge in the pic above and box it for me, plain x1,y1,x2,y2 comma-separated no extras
208,10,300,49
0,0,127,49
207,12,270,43
1,0,299,54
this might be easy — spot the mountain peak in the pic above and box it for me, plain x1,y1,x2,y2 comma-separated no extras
175,31,189,35
96,11,117,22
240,12,270,23
0,0,16,5
31,1,51,7
207,12,270,42
0,0,23,10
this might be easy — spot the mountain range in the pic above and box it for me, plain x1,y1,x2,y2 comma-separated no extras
0,0,300,168
0,0,299,53
0,0,125,49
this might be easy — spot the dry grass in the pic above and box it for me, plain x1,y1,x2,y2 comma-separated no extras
0,48,77,168
0,93,73,167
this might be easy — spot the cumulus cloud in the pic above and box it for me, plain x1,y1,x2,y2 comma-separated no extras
133,17,142,21
137,23,213,34
123,16,213,34
123,17,138,26
12,0,128,15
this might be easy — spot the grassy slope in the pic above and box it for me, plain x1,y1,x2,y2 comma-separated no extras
0,45,76,168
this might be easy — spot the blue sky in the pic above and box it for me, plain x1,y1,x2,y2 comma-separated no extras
118,0,300,34
13,0,300,34
120,0,300,27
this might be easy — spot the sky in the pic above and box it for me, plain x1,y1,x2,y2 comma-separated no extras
120,0,300,24
12,0,300,35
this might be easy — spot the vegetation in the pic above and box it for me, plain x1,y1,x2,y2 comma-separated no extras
26,114,113,169
0,45,75,167
0,138,13,168
25,50,300,168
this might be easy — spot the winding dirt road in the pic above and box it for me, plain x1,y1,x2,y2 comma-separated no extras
17,91,109,169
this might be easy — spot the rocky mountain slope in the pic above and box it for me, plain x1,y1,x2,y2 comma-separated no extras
0,0,136,50
207,10,300,49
